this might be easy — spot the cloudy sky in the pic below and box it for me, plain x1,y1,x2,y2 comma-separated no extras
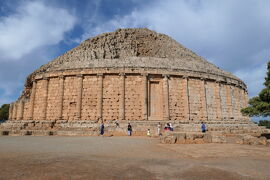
0,0,269,108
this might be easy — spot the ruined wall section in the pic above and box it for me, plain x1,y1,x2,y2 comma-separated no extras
205,81,222,121
46,78,61,120
125,76,143,121
62,77,79,121
103,75,121,121
10,69,250,123
188,79,207,121
16,101,22,120
169,77,189,121
81,76,98,121
33,79,47,120
231,86,239,120
243,91,250,121
23,100,31,120
11,103,17,120
237,88,250,121
220,84,233,120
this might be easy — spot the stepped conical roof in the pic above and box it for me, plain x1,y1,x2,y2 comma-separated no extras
29,28,242,83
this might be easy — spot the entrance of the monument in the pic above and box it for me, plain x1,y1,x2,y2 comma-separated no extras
148,80,163,120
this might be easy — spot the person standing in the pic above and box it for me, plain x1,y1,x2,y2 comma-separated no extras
147,129,151,137
164,123,170,131
127,123,132,136
157,122,161,136
100,123,105,136
169,123,174,131
201,122,206,133
115,120,119,128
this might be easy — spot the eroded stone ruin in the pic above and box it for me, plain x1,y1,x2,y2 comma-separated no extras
1,28,267,138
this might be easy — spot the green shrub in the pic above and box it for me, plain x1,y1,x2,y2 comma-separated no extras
0,104,10,120
258,120,270,129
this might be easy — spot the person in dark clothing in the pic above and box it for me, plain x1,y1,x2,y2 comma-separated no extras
201,122,206,133
164,123,170,131
115,121,119,127
100,123,105,136
127,123,132,136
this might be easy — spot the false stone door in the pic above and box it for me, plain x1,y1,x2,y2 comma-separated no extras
148,80,163,120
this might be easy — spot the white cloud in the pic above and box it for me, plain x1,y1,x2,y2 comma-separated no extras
235,63,267,97
0,1,76,60
0,81,23,105
79,0,270,97
1,0,270,107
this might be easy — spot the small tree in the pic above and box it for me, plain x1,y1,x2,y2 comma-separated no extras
258,120,270,128
0,104,10,120
241,61,270,117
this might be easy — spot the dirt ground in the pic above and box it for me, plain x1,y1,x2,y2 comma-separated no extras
0,136,269,180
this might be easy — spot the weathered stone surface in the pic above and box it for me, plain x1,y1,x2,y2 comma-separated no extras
228,134,270,146
3,28,263,137
161,134,177,144
27,28,242,84
162,132,212,144
210,132,227,143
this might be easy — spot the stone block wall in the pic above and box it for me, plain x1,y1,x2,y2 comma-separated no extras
205,81,222,121
232,86,240,120
9,69,249,123
62,76,79,121
23,100,31,120
16,101,23,120
81,76,98,121
46,78,61,120
33,79,48,120
220,84,233,120
103,75,121,121
125,75,143,121
188,79,207,121
169,77,189,121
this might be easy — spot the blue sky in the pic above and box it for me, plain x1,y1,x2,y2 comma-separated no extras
0,0,270,118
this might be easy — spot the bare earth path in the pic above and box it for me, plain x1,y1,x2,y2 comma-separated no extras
0,136,269,180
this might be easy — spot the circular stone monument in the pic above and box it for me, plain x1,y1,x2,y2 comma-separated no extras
8,28,252,134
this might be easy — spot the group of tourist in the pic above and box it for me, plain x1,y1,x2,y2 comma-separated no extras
99,122,133,136
99,122,207,136
164,123,174,131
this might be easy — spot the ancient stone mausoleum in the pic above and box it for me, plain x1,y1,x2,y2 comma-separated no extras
4,28,260,136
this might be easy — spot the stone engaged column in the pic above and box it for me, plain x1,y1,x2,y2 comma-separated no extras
234,86,241,120
58,76,65,120
11,103,14,120
97,74,103,122
225,85,233,120
244,91,249,107
230,86,235,119
163,75,170,121
244,90,250,121
42,77,49,120
202,78,209,121
8,103,13,120
76,75,83,120
219,83,225,121
29,80,37,120
184,76,191,121
216,81,222,121
19,100,24,120
13,103,17,120
142,74,148,120
119,73,125,121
